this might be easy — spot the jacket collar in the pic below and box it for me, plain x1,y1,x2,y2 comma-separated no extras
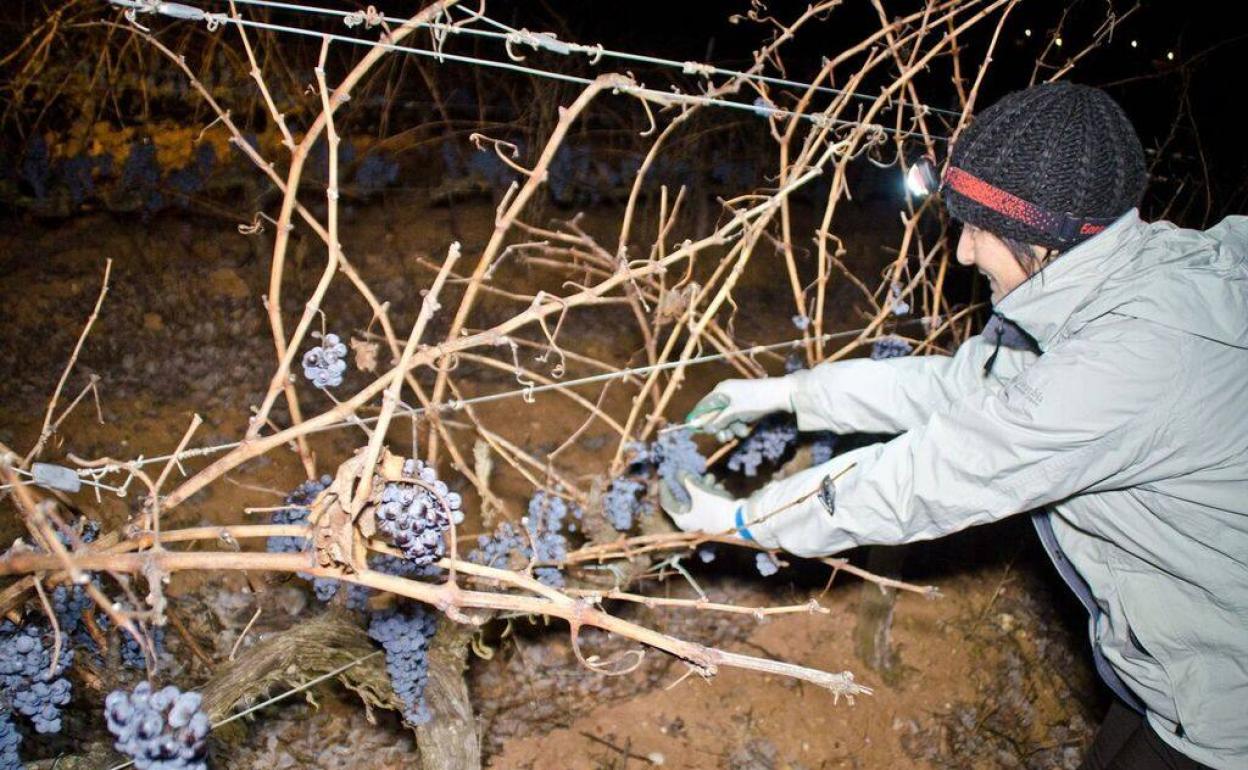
993,209,1147,351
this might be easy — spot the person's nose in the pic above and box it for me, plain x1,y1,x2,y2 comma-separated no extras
955,228,975,267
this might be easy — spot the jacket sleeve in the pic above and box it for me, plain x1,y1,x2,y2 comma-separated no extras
748,319,1184,557
787,334,1038,435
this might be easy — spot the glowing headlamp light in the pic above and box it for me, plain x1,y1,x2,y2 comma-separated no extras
905,157,941,198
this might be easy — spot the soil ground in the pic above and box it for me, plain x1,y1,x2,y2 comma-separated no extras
0,192,1106,769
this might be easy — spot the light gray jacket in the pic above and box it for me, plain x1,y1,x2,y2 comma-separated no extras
746,210,1248,769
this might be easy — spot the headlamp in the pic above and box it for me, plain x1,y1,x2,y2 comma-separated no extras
905,156,940,198
903,155,1118,246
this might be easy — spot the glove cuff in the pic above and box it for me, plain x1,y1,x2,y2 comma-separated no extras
733,505,755,542
771,374,799,414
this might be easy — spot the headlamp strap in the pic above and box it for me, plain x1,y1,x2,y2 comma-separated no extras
942,166,1118,244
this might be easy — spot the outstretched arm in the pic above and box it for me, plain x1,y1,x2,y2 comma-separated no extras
742,320,1182,557
787,333,1038,436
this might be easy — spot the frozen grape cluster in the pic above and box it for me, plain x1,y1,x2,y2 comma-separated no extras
301,333,349,388
870,336,912,360
269,474,449,605
49,520,102,644
656,430,706,502
340,554,443,612
367,606,438,726
524,492,573,588
0,620,73,735
602,477,647,531
20,135,50,201
811,432,839,466
468,522,525,571
104,682,209,770
120,141,164,214
727,415,799,477
353,152,400,194
0,705,20,770
267,475,332,555
639,429,707,507
166,143,216,204
120,626,165,671
755,552,781,577
51,583,92,645
468,490,577,588
268,476,344,601
374,459,464,566
888,281,911,316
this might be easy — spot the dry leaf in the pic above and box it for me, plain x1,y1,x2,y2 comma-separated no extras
351,336,380,373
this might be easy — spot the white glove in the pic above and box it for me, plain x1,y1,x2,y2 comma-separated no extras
686,377,797,442
740,443,883,558
659,471,747,538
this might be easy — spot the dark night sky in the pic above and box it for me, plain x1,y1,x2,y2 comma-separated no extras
525,0,1246,219
2,0,1242,218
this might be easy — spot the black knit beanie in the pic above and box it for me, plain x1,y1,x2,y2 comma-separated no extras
943,82,1147,251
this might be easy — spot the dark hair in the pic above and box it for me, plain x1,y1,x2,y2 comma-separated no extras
1001,235,1057,277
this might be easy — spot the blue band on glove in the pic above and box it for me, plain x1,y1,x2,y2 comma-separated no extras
734,505,755,542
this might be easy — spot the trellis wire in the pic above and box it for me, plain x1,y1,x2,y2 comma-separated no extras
194,0,963,120
104,0,950,138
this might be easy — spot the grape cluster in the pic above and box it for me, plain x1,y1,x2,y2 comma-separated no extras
727,415,799,477
637,429,707,507
889,282,911,316
367,606,438,726
468,522,525,571
524,492,573,588
440,142,465,179
353,153,400,194
468,491,577,588
166,143,216,203
267,476,343,600
548,145,594,205
467,147,513,188
51,583,92,647
870,336,913,360
60,154,97,206
602,477,647,532
120,626,165,671
709,158,755,191
301,334,349,389
374,459,464,566
267,475,332,555
0,620,72,735
0,705,20,770
268,474,450,606
339,554,443,612
755,552,781,577
104,682,209,770
811,432,839,466
19,135,50,201
120,141,164,214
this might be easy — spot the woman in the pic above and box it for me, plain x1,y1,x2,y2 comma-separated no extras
660,83,1247,770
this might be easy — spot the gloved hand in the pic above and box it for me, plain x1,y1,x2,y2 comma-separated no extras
658,471,746,538
740,443,882,557
686,377,796,442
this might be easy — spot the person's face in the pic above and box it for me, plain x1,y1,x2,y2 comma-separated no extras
956,223,1031,303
